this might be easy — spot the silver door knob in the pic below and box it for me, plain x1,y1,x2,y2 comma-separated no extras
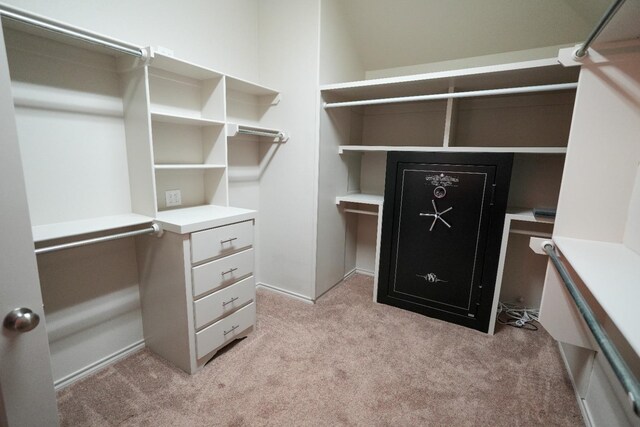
3,308,40,333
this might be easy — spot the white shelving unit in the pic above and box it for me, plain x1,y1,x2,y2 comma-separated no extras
1,19,284,385
4,24,157,243
535,41,640,425
147,52,286,214
317,58,579,322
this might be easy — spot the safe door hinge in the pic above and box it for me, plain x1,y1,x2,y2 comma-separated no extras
468,284,484,318
490,184,497,206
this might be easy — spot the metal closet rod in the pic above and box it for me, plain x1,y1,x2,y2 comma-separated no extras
323,82,578,109
574,0,627,59
35,224,162,255
0,3,145,58
237,128,286,139
542,243,640,417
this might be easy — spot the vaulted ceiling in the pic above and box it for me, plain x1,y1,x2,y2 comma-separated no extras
338,0,616,72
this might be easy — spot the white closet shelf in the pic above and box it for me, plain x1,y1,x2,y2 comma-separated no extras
226,76,279,97
553,236,640,356
506,208,556,224
154,164,226,170
335,193,384,206
32,213,154,243
321,58,579,101
338,145,568,154
150,52,223,81
155,205,256,234
150,112,225,127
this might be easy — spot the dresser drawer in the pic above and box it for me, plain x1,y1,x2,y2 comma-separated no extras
191,220,254,264
194,276,255,329
192,248,253,298
196,302,255,359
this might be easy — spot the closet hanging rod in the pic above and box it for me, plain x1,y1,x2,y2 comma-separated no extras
227,123,289,141
542,242,640,417
35,223,162,255
574,0,627,59
237,128,286,139
0,3,146,58
323,82,578,109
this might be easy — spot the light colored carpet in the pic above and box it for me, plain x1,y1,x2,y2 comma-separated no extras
57,274,583,426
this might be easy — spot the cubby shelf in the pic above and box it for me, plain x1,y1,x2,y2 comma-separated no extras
147,50,282,214
154,164,226,170
150,112,225,127
226,75,279,97
335,193,384,206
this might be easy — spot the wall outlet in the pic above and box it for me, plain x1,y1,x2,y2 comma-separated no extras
165,189,181,207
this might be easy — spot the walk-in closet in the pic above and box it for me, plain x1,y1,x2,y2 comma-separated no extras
0,1,638,426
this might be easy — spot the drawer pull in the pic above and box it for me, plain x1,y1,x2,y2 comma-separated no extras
223,324,239,336
220,237,238,244
221,267,238,277
222,297,239,307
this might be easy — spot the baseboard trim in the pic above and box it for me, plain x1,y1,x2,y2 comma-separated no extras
256,282,315,304
354,268,374,277
557,342,592,427
54,339,145,390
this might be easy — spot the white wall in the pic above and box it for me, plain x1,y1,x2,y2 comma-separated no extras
319,0,365,84
256,0,321,300
2,0,260,81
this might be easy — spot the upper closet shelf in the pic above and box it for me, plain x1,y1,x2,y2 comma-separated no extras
321,58,580,102
339,146,567,154
324,82,577,109
150,52,223,80
226,75,279,97
149,51,279,98
227,123,289,142
553,236,640,356
32,213,154,243
335,193,384,206
150,112,225,127
154,164,226,170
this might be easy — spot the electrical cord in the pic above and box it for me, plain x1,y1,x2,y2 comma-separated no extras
497,301,540,331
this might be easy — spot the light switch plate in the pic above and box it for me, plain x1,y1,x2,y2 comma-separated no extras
165,189,181,207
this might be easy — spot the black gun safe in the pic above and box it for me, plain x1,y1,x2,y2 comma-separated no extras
377,152,513,332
